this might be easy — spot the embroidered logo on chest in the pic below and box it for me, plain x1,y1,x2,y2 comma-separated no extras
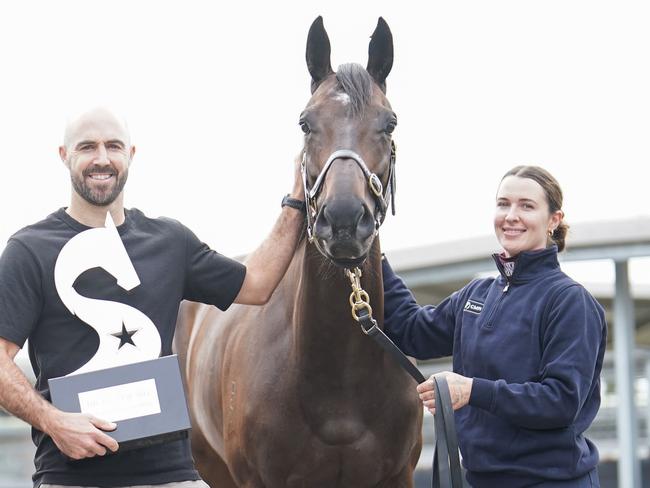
463,299,484,315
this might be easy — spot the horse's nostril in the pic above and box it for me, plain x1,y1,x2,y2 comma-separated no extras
356,205,376,240
314,205,333,240
354,205,365,228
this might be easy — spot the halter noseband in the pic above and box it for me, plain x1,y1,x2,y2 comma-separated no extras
301,141,396,243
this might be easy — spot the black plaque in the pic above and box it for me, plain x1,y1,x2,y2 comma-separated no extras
48,355,191,452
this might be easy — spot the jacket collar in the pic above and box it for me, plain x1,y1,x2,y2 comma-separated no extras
492,245,560,284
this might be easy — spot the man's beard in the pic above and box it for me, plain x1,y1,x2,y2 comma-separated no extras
71,166,128,206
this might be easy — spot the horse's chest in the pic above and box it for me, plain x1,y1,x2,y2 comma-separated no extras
226,336,420,486
280,431,394,488
250,398,414,487
303,399,367,445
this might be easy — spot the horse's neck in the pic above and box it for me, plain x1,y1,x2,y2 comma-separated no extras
291,240,384,375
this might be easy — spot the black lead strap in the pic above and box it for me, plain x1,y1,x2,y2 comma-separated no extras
348,268,462,488
432,375,463,488
357,309,425,384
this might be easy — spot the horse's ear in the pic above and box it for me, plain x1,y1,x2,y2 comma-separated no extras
306,16,333,93
366,17,393,92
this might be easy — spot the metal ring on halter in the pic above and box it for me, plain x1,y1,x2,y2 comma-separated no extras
351,301,373,322
349,289,370,309
369,173,383,198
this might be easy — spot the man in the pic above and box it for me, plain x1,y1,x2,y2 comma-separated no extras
0,108,305,487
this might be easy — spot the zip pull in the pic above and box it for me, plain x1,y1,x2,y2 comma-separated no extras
503,283,510,293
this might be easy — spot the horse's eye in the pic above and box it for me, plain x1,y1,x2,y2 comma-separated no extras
385,120,397,135
299,121,311,134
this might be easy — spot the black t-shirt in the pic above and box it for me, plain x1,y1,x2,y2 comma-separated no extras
0,208,246,487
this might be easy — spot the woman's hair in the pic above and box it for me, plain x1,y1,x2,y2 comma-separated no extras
501,165,569,252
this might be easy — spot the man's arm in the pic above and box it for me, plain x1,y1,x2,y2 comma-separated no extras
234,166,305,305
0,337,119,459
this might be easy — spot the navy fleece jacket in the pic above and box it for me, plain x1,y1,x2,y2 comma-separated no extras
383,246,606,487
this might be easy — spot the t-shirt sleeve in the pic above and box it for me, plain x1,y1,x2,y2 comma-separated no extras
0,238,43,347
182,226,246,310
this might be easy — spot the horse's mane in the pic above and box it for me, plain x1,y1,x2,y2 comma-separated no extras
335,63,373,116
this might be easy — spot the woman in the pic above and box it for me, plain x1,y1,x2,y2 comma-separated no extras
383,166,606,487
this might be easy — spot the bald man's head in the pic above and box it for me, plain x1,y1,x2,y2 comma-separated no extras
63,107,132,151
59,107,135,207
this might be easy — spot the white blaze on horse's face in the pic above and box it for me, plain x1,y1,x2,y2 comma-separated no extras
333,92,351,106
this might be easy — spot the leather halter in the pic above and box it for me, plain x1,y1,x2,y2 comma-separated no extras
301,141,396,243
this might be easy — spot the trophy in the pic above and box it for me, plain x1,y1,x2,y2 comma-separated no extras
48,213,191,451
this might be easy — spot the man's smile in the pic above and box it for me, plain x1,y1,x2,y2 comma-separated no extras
88,173,114,181
84,167,117,182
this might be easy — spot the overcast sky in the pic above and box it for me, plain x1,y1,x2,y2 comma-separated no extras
1,0,648,284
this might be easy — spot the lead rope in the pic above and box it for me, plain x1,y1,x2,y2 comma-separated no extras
345,267,463,488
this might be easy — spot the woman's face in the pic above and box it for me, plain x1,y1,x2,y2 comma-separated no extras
494,176,563,257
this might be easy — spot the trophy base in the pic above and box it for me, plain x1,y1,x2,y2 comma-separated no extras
116,427,189,453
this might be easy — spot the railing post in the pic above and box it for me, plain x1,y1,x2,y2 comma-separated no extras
614,259,641,488
645,357,650,447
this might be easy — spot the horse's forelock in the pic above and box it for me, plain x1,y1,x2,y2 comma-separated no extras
335,63,373,116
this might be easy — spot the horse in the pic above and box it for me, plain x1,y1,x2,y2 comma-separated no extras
175,17,423,487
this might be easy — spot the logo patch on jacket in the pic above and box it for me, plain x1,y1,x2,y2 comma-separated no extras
463,299,484,315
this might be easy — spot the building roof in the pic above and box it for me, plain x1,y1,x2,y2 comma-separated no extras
387,217,650,286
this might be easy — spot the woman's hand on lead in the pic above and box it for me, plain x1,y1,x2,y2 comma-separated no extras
416,371,473,415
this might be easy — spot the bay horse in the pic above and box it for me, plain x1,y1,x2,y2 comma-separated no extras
175,17,423,487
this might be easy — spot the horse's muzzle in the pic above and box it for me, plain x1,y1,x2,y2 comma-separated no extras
313,199,376,265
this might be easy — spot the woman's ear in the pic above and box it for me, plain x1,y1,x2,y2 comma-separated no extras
550,210,564,229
